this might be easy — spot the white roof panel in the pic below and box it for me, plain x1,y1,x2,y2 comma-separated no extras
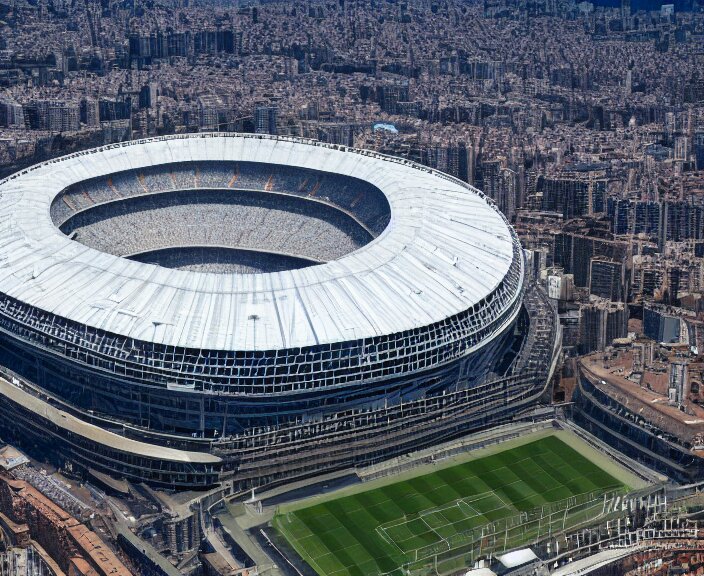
497,548,539,569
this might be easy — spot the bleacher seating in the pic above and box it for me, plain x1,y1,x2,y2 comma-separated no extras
51,161,390,237
131,246,314,274
60,189,375,269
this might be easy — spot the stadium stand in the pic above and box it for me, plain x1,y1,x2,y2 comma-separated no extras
0,134,556,491
51,161,390,238
60,190,372,266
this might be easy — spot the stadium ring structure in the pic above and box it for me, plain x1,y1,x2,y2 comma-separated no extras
0,133,559,491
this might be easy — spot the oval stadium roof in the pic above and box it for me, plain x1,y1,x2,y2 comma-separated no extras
0,134,519,351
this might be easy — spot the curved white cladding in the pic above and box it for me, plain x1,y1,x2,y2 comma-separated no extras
0,134,519,352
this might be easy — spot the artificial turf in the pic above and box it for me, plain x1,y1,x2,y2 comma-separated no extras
273,435,626,576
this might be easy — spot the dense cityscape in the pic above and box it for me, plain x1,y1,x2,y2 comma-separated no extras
1,0,704,575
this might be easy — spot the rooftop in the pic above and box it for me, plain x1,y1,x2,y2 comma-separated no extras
0,133,520,351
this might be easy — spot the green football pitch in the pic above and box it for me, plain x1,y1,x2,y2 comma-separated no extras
273,435,627,576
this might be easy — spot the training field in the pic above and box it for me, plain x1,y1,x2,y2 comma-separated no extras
273,435,628,576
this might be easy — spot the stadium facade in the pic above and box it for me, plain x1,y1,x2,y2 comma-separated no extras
0,134,559,490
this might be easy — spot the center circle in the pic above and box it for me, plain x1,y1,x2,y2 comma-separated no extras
50,161,391,274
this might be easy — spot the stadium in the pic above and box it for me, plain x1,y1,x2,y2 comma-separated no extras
0,133,559,490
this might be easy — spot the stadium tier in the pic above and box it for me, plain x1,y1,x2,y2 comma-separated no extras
0,134,559,490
